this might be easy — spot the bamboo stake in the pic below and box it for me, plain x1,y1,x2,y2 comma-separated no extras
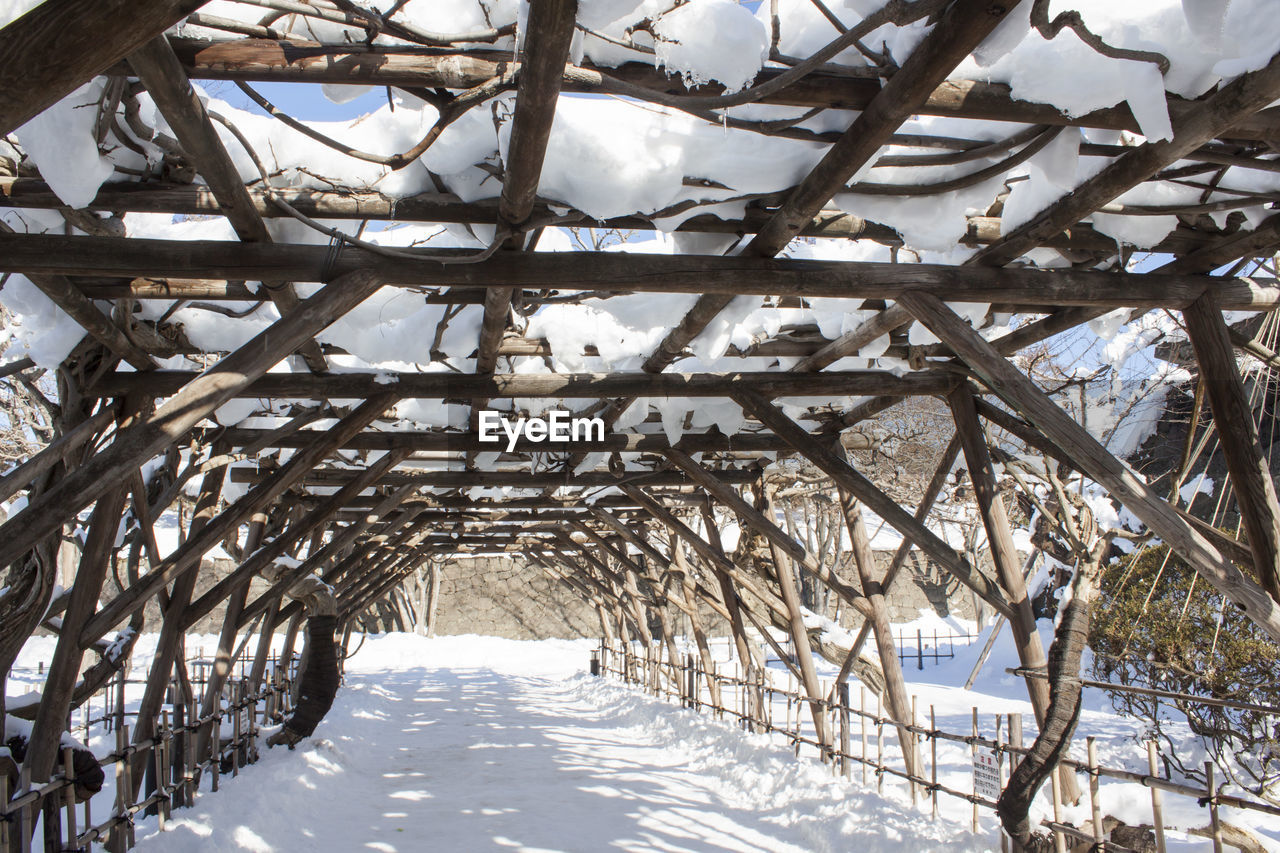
1206,762,1223,853
1148,741,1167,853
1087,738,1104,847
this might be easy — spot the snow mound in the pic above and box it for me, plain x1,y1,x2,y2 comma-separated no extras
653,0,769,93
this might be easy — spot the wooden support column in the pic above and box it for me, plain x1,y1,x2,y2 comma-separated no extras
190,512,263,768
952,386,1084,802
21,486,128,783
0,269,384,576
839,492,918,779
898,289,1280,641
734,390,1015,620
634,495,763,670
1183,293,1280,602
949,385,1053,706
762,491,829,749
842,436,962,667
676,554,722,706
140,459,230,788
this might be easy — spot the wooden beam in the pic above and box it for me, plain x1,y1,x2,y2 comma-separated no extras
230,466,759,489
0,0,209,135
838,492,917,776
89,368,955,400
203,427,824,454
21,487,128,783
0,269,384,577
748,0,1024,258
0,407,114,505
498,0,575,229
789,305,912,373
973,51,1280,267
897,289,1280,641
760,490,829,747
0,178,1215,257
733,389,1014,618
1183,293,1280,602
6,234,1273,309
127,35,327,372
164,38,1280,141
18,267,157,371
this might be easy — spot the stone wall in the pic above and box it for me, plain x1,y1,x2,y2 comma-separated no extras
430,550,979,641
431,556,599,640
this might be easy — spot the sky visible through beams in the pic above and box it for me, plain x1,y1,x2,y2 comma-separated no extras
197,35,1232,400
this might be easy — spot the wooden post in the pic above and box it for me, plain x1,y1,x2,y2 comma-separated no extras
0,769,8,851
108,723,126,853
130,461,228,795
61,747,76,850
971,707,980,834
930,705,938,820
1184,292,1280,602
1049,764,1066,853
761,491,829,751
22,485,128,786
860,687,868,786
841,491,920,780
839,682,852,779
950,384,1080,803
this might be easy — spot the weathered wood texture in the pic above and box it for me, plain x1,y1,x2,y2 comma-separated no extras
748,0,1023,258
89,368,955,399
3,234,1273,308
163,38,1280,140
0,0,209,135
128,35,327,372
0,178,1217,256
229,466,759,489
1183,293,1280,602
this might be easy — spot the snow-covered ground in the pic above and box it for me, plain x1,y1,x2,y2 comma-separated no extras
10,618,1279,852
125,633,984,853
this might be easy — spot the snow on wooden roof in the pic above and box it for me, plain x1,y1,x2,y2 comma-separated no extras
2,0,1280,642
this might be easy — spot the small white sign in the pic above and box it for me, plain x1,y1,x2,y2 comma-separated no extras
973,748,1001,800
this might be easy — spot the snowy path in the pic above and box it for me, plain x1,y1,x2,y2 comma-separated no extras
132,635,989,853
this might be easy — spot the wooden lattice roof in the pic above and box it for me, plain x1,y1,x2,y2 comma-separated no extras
3,0,1280,654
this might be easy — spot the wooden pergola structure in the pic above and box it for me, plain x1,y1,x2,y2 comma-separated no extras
4,0,1280,844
